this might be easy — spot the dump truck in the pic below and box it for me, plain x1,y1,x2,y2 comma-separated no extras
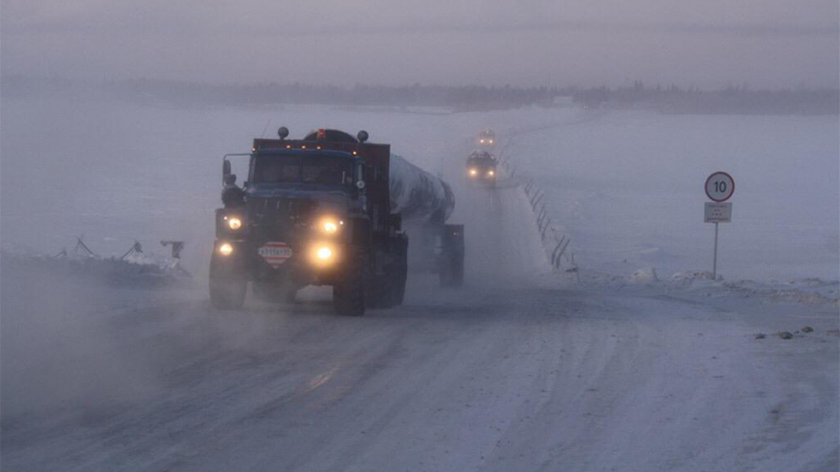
466,150,498,187
210,128,464,316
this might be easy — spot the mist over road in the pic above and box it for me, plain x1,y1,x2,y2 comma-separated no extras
2,182,836,472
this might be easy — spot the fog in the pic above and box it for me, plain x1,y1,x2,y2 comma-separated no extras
2,0,838,88
1,1,839,470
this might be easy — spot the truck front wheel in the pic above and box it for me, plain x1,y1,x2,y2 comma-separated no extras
333,276,365,316
333,252,367,316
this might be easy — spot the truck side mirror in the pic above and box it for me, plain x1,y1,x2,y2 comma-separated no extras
223,160,232,177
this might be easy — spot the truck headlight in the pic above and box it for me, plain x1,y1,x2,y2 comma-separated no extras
310,243,337,266
219,243,233,256
318,217,342,234
316,247,333,260
228,217,242,230
487,170,495,177
469,168,478,176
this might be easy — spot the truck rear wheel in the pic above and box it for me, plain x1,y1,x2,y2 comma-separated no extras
439,256,464,288
393,276,407,305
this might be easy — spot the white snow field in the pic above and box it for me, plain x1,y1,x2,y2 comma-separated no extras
1,94,838,471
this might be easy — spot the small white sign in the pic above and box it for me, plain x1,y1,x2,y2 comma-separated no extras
705,172,735,202
259,242,293,267
705,202,733,223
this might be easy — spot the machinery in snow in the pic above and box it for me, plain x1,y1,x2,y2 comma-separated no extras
210,128,464,316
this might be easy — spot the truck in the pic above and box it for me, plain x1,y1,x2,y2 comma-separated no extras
466,150,498,187
477,129,496,148
209,127,464,316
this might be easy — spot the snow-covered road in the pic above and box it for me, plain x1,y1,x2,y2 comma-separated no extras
3,184,837,472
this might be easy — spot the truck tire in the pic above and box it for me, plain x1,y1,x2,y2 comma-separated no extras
368,274,395,309
393,276,406,305
333,277,365,316
209,275,247,309
333,251,367,316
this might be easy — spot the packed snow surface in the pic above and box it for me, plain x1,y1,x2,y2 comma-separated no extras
1,94,838,471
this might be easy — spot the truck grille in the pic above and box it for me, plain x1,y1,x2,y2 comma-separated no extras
248,197,316,241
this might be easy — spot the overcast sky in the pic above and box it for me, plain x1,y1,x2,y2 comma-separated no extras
2,0,838,88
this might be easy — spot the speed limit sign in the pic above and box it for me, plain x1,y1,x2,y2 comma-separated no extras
705,172,735,202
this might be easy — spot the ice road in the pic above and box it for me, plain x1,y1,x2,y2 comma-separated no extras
2,182,837,472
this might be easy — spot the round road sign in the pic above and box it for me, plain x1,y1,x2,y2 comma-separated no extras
705,171,735,202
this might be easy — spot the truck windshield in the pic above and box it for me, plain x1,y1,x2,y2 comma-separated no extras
252,155,354,186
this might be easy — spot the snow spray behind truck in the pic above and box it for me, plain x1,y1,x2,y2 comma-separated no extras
210,128,464,316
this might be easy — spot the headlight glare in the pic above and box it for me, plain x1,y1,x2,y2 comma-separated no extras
219,243,233,256
316,247,333,260
228,217,242,230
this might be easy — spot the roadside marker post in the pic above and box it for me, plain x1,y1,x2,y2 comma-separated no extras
704,172,735,279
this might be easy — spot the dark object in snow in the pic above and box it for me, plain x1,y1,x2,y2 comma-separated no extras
755,333,766,339
1,250,191,288
801,326,814,333
161,240,185,259
778,331,793,340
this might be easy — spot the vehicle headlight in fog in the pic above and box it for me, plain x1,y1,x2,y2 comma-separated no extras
219,243,233,256
316,247,333,260
489,139,494,144
469,168,478,176
487,170,495,176
318,217,342,234
228,217,242,230
479,139,485,143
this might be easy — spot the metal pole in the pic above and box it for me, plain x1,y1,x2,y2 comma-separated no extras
712,222,719,279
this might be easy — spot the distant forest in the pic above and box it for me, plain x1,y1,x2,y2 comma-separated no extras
3,76,837,115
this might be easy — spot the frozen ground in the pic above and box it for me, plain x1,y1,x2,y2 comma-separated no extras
1,94,838,471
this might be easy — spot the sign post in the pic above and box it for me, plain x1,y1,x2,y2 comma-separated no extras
704,172,734,279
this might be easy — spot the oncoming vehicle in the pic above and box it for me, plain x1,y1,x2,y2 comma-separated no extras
477,129,496,147
466,150,498,187
210,127,464,316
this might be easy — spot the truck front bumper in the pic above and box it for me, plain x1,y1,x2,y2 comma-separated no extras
211,239,349,286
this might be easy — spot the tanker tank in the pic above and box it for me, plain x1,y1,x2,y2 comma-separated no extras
389,154,455,225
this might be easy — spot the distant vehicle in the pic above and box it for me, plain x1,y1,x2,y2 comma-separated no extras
210,128,464,316
466,150,498,187
477,129,496,147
